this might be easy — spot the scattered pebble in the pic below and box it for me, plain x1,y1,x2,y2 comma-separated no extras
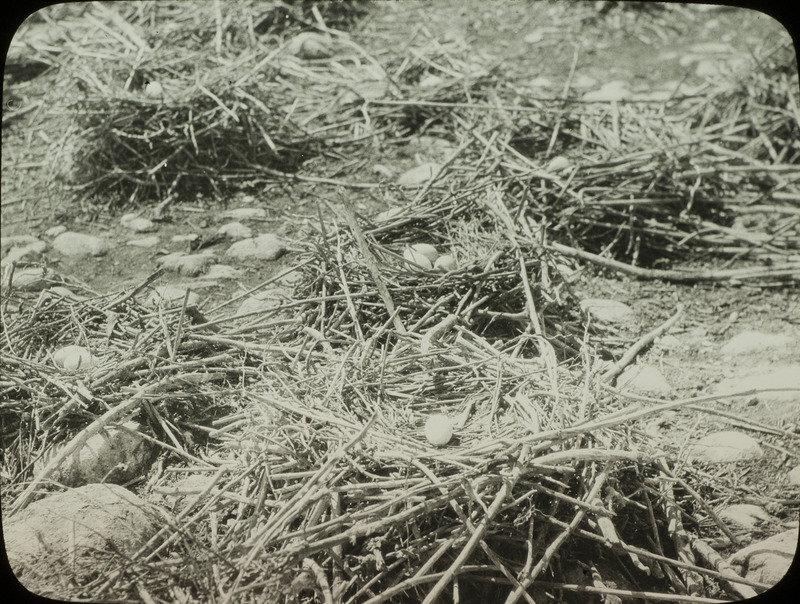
120,213,156,233
728,529,798,587
582,81,632,102
222,208,267,221
397,163,441,186
572,74,599,89
7,266,55,291
530,76,554,88
156,252,215,277
126,236,160,248
580,298,634,323
226,233,286,261
52,232,110,258
686,431,763,464
720,330,795,356
4,484,165,592
718,504,771,529
217,221,253,241
616,364,672,396
171,233,200,243
1,239,46,266
788,465,800,487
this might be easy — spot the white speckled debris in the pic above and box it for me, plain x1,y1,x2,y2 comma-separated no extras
686,431,763,464
52,232,110,258
226,233,286,261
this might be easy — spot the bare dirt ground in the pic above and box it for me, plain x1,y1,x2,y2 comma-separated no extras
2,2,799,603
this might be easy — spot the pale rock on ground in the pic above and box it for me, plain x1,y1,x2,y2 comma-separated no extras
616,364,672,396
4,483,166,595
156,252,215,277
126,236,160,248
226,233,286,261
580,298,634,324
52,232,111,257
0,234,40,252
217,221,253,240
788,465,800,487
120,213,156,233
720,330,796,356
34,422,155,487
1,238,46,266
236,287,289,316
204,264,244,280
685,430,764,463
7,266,58,292
172,233,199,244
397,162,441,185
728,528,798,588
714,365,800,413
146,285,201,307
223,207,267,221
44,225,67,238
717,504,772,530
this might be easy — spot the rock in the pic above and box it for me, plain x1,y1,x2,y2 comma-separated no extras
156,252,215,277
655,334,681,351
572,74,599,89
530,76,554,88
397,163,441,186
146,285,200,307
171,233,199,243
45,286,86,302
222,207,267,221
226,233,286,261
204,264,244,280
720,331,795,356
5,483,165,594
545,156,572,173
686,431,763,464
236,288,288,316
789,465,800,487
52,232,110,258
0,234,40,252
580,298,634,323
7,266,57,292
161,474,218,512
120,213,156,233
419,73,447,88
34,422,155,487
1,238,46,266
126,236,160,248
718,504,772,529
728,529,798,588
715,365,800,407
582,81,632,102
217,221,253,240
44,225,67,238
616,364,672,396
374,207,404,222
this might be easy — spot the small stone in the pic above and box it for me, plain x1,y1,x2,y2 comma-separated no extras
171,234,200,243
8,267,56,292
572,74,599,89
728,529,798,588
204,264,243,280
616,364,672,396
583,81,632,102
236,288,288,316
45,225,67,238
686,431,763,464
120,213,156,233
226,233,286,261
374,207,404,222
718,504,772,529
656,334,681,351
545,156,572,173
52,232,110,258
156,252,215,277
0,235,40,252
530,76,554,88
419,74,446,88
222,208,267,221
146,285,200,307
715,365,800,406
286,32,332,59
720,331,795,356
397,163,441,186
788,465,800,487
580,298,634,323
1,239,46,266
217,222,253,240
127,236,160,248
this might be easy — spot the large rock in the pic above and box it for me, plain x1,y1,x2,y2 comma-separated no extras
686,431,763,464
52,232,110,258
34,421,156,487
5,483,167,596
226,234,286,261
728,529,798,589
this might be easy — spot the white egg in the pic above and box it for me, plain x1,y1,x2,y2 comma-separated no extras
408,243,439,263
434,254,457,272
403,247,433,270
145,81,163,98
424,414,453,447
53,345,96,371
